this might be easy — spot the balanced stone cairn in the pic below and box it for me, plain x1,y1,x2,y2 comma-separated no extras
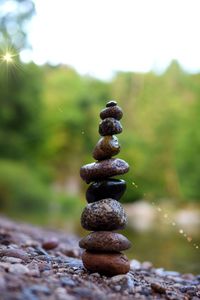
79,100,131,276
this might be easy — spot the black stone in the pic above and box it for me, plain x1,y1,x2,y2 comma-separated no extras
106,100,117,107
86,179,126,203
99,118,122,136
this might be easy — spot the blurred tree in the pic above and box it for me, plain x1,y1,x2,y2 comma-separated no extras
0,63,45,160
0,0,35,49
42,65,111,180
0,159,50,212
110,61,200,202
0,1,50,213
175,80,200,200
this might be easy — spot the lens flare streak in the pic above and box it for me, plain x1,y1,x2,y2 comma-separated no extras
151,202,199,251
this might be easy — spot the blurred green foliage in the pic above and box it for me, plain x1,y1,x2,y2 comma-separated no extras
0,0,200,215
0,159,50,212
0,60,200,213
0,62,45,160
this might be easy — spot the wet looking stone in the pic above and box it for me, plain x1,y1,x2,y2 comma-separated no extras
92,135,120,161
86,179,126,203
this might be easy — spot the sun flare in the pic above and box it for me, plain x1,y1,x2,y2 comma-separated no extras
3,52,13,63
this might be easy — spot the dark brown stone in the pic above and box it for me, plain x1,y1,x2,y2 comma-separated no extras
80,158,129,183
106,100,117,107
100,106,123,120
81,198,127,231
82,251,130,276
99,118,122,136
79,231,131,252
92,136,120,160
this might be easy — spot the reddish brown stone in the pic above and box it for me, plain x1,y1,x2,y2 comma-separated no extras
82,251,130,276
42,238,58,250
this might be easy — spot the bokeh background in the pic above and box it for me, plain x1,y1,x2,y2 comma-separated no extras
0,0,199,274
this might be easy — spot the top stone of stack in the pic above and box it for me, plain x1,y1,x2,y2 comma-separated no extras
106,100,117,107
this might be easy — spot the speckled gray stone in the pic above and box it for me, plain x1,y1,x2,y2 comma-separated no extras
81,198,127,231
80,158,129,183
92,136,120,160
99,118,122,136
79,231,131,252
100,106,123,120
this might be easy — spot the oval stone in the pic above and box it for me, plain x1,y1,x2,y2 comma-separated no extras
100,106,123,120
80,158,129,183
81,198,127,231
99,118,122,136
92,136,120,160
82,251,130,276
79,231,131,252
86,179,126,203
106,100,117,107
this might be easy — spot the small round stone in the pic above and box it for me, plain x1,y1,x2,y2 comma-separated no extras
79,231,131,252
82,251,130,276
100,106,123,120
80,158,129,183
42,238,58,250
92,136,120,160
81,198,127,231
99,118,122,136
106,100,117,107
86,179,126,203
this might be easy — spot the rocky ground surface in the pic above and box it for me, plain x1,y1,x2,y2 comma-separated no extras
0,216,199,300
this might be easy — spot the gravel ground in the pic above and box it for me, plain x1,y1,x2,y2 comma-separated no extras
0,216,199,300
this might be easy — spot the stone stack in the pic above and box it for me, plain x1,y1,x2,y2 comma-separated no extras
79,100,131,276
